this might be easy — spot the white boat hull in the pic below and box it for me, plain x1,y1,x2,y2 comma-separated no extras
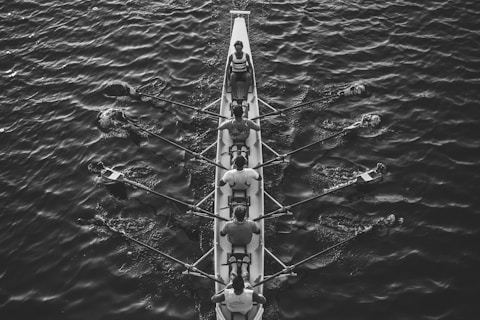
214,11,265,320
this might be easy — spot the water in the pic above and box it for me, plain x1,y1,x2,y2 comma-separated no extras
1,0,480,319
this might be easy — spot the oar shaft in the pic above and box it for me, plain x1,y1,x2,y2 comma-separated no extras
123,178,191,207
253,157,281,169
280,96,330,113
139,92,227,119
122,226,186,265
253,208,281,221
285,129,346,157
288,179,356,209
253,268,290,288
129,122,190,153
128,122,227,170
103,220,225,285
254,128,353,169
254,229,367,288
124,178,223,218
122,178,227,222
292,233,359,268
254,180,357,221
252,96,330,120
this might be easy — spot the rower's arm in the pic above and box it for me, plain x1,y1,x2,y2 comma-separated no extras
251,221,260,234
227,55,233,75
217,120,230,131
219,171,231,187
246,54,252,73
246,119,260,131
211,293,225,303
220,222,229,236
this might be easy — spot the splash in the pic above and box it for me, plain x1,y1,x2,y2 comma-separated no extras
96,108,149,144
373,213,403,227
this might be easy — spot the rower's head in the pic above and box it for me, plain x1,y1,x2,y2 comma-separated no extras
234,205,247,222
233,105,243,118
234,40,243,52
234,155,246,169
232,274,245,293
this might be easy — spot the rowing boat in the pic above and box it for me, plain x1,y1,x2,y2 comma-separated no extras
214,10,265,320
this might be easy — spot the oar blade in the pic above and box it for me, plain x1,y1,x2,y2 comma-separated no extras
103,82,137,97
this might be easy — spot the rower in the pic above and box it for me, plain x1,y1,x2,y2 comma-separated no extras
219,155,262,192
216,105,260,158
211,264,266,315
220,205,260,247
227,40,253,99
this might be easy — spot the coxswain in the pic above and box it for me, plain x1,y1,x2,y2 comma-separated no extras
227,40,253,98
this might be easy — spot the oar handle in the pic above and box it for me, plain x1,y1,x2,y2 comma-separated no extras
186,208,229,222
253,206,291,222
253,266,295,288
253,155,287,169
252,110,282,121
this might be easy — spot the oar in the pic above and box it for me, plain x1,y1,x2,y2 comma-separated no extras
100,165,229,222
253,224,375,288
104,82,227,119
252,84,372,121
138,92,228,119
125,120,228,171
253,163,386,222
253,120,363,169
252,96,331,121
97,215,226,285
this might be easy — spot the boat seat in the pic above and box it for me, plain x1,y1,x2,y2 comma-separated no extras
228,190,250,215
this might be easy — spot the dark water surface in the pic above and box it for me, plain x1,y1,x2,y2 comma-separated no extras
2,1,480,319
